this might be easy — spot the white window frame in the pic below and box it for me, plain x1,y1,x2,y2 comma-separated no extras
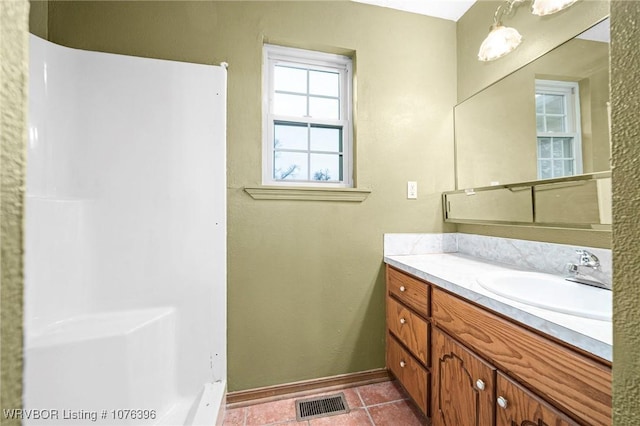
262,44,353,187
535,79,583,179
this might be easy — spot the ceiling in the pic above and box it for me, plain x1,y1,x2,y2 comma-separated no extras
351,0,477,22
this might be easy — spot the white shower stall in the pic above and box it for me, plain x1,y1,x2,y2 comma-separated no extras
24,35,227,425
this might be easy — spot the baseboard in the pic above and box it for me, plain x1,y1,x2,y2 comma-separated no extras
226,368,391,408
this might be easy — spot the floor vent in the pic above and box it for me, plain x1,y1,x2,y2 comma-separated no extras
295,392,350,421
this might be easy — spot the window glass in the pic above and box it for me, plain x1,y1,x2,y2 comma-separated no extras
274,123,307,151
274,66,307,94
309,70,339,97
310,127,341,152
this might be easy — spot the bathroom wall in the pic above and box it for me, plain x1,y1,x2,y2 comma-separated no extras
611,1,640,423
455,0,610,248
0,0,28,422
42,1,457,391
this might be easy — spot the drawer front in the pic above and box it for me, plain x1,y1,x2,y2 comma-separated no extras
387,266,429,315
496,372,580,426
432,287,611,426
387,333,429,415
387,296,429,365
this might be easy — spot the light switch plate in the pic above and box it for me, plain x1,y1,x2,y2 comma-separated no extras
407,181,417,199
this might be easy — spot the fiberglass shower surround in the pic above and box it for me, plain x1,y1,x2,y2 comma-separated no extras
24,35,227,426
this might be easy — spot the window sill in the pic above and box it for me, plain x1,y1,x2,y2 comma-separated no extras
244,186,371,202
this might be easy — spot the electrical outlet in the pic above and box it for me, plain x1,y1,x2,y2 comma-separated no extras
407,181,417,199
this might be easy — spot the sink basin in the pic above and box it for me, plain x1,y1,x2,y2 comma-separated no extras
476,271,612,321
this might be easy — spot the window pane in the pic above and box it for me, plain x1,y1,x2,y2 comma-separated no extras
309,70,339,97
536,115,545,132
309,97,339,119
539,160,552,179
274,123,308,150
310,127,341,152
274,66,307,94
310,153,341,181
564,160,574,175
552,139,564,158
553,159,565,177
274,93,307,117
535,94,544,114
274,151,308,180
545,116,565,132
561,138,573,157
538,138,551,158
544,94,565,114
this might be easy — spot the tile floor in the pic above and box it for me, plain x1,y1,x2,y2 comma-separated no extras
223,380,428,426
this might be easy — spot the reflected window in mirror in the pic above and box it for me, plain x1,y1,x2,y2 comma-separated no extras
535,79,582,179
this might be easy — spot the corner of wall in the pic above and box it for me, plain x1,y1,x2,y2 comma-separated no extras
0,0,29,421
611,1,640,423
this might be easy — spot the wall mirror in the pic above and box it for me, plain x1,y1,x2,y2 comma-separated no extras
455,17,610,190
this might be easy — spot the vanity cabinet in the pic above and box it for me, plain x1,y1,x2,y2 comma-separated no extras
385,265,612,426
385,267,430,415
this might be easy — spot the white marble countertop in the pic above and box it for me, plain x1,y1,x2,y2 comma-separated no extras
384,253,612,362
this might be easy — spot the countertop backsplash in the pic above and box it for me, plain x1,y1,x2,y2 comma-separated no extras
384,233,611,287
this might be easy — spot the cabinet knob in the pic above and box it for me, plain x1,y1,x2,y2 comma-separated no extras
399,286,406,292
497,396,508,409
400,318,407,324
475,379,485,390
400,361,406,368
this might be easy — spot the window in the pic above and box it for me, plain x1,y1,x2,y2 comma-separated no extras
263,44,352,187
535,80,582,179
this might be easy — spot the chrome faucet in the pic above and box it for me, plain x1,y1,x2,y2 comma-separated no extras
566,249,609,289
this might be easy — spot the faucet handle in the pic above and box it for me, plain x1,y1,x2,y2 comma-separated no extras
575,249,600,268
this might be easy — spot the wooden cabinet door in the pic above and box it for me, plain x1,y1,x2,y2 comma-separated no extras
387,333,429,415
496,373,580,426
432,327,495,426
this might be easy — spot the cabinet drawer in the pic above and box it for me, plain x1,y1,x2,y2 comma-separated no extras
387,266,429,315
387,297,429,365
496,372,579,426
387,333,429,415
432,287,611,426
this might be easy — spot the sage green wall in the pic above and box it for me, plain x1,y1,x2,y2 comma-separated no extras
455,0,610,248
29,0,48,39
611,1,640,424
0,0,28,423
46,1,457,391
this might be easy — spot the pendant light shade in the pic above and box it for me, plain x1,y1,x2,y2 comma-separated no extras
478,25,523,62
531,0,578,16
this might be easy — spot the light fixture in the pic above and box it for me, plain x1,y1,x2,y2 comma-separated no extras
478,24,523,61
478,0,580,62
531,0,578,16
478,0,524,62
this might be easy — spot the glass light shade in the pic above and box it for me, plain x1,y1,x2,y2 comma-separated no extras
531,0,578,16
478,25,523,62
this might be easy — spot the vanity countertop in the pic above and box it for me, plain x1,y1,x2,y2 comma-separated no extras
384,253,612,362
